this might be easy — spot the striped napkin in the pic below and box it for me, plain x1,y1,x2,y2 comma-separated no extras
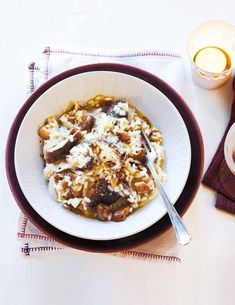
202,88,235,213
18,47,185,261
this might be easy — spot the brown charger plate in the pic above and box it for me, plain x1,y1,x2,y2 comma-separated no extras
5,63,204,252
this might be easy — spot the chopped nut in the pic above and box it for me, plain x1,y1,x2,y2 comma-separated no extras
112,205,130,222
115,171,124,180
64,100,75,112
110,177,118,188
87,99,96,108
104,97,113,101
91,142,101,155
38,126,49,139
71,190,82,198
61,180,68,189
74,101,82,111
88,96,113,112
95,95,105,101
131,149,146,163
71,184,82,197
117,132,130,143
133,125,141,131
46,117,57,124
96,204,112,221
135,181,151,194
150,128,162,143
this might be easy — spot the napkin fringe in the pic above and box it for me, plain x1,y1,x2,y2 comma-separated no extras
18,215,55,242
21,243,65,256
116,250,181,262
43,46,182,59
27,62,40,95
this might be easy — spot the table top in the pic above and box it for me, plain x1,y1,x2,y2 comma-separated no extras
0,1,235,305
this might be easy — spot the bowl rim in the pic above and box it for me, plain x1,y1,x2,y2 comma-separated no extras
5,63,204,252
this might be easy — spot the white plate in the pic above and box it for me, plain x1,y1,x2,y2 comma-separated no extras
15,70,191,240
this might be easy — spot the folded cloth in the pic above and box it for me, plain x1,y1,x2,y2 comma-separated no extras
19,46,185,261
202,91,235,214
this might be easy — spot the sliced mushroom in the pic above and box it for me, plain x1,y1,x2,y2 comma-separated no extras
64,100,75,112
46,131,82,163
85,187,98,207
87,180,120,206
70,128,83,142
96,180,120,204
96,204,112,221
81,115,95,132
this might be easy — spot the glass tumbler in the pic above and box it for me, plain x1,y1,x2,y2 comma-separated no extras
187,21,235,89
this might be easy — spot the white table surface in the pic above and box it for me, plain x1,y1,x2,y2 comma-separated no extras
0,1,235,304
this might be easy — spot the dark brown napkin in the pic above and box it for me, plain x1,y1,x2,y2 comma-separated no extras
202,98,235,214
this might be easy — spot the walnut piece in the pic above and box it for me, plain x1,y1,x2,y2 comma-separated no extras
112,205,130,222
131,149,146,163
117,132,130,143
96,204,112,221
135,181,151,194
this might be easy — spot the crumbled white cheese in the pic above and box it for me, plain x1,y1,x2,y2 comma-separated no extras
64,175,72,186
74,171,88,185
114,118,129,132
43,162,70,180
113,102,129,117
105,135,119,144
67,198,82,208
129,130,142,153
83,197,91,203
97,141,121,170
96,112,116,132
67,144,91,169
128,191,138,204
80,197,92,210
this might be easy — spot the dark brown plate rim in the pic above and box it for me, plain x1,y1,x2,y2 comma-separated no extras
5,63,204,253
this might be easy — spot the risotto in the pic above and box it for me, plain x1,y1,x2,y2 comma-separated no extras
38,95,166,222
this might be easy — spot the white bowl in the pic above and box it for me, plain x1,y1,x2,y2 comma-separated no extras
14,67,191,240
